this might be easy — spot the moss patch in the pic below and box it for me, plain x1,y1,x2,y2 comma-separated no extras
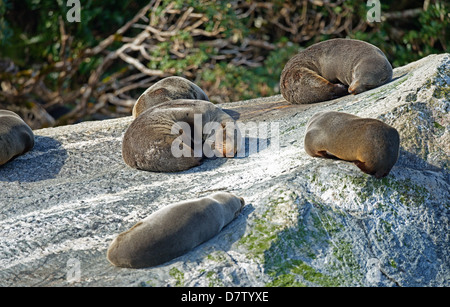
205,270,224,287
169,267,185,287
432,63,450,100
346,175,429,207
238,188,363,286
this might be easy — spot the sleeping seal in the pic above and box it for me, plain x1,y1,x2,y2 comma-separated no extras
107,192,245,268
304,111,400,178
280,38,393,104
0,110,34,166
123,100,240,172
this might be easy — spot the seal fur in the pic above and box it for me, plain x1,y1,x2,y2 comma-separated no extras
106,192,245,268
280,38,393,104
132,76,209,118
304,111,400,178
0,110,34,166
123,99,239,172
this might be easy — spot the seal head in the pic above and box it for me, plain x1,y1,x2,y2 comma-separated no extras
348,53,393,94
0,110,34,166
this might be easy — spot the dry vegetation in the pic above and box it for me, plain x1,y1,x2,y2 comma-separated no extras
0,0,447,128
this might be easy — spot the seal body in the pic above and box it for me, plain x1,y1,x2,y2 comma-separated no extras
132,76,209,118
0,110,34,166
123,100,239,172
106,192,245,268
304,111,400,178
280,39,393,104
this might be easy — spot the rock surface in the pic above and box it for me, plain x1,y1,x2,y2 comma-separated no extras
0,54,449,287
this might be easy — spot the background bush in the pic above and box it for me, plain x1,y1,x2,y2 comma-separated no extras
0,0,448,128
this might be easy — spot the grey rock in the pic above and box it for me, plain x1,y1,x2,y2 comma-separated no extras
0,54,448,287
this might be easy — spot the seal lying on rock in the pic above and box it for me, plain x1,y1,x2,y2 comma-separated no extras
304,111,400,179
280,38,393,104
123,100,240,172
132,76,209,118
107,192,245,268
0,110,34,166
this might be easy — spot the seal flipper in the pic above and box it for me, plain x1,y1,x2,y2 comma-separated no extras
353,160,376,176
355,160,390,178
281,67,349,104
315,150,340,160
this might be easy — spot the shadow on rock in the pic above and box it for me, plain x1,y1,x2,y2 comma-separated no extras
222,108,241,121
236,136,272,159
259,151,448,287
0,136,68,182
186,136,271,174
397,148,448,175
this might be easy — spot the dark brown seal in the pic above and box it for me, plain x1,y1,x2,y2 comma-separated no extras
123,100,240,172
304,111,400,178
132,76,209,118
0,110,34,166
280,38,393,104
107,192,245,268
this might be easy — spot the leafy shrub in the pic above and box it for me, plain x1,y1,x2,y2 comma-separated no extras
0,0,448,128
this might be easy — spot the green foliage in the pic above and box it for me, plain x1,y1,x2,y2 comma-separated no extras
0,0,13,45
1,0,149,63
417,1,448,53
3,0,447,75
352,0,449,67
201,41,301,101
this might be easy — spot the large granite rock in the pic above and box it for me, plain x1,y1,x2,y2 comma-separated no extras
0,54,448,287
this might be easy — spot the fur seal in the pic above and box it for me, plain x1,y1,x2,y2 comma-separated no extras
280,38,393,104
304,111,400,178
123,99,240,172
106,191,245,268
132,76,209,118
0,110,34,166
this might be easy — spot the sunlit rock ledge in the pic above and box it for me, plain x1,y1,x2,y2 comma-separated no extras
0,53,448,287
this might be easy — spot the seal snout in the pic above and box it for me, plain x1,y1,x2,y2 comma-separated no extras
233,196,245,218
348,80,361,95
238,196,245,210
